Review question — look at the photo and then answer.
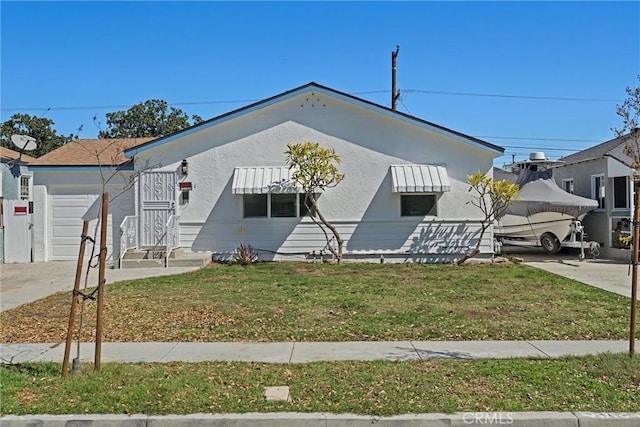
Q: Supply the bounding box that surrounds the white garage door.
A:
[49,187,113,261]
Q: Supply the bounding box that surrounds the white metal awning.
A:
[232,166,301,194]
[390,164,451,192]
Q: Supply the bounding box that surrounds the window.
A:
[243,193,312,218]
[591,175,605,209]
[243,194,268,217]
[562,178,574,194]
[401,195,437,217]
[613,176,629,209]
[19,176,30,201]
[271,194,297,217]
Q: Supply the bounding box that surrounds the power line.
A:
[0,88,622,112]
[475,135,601,143]
[403,89,621,103]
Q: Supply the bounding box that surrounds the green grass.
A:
[0,263,636,342]
[1,354,639,415]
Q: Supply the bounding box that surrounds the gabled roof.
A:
[561,133,635,167]
[125,82,504,157]
[29,138,154,167]
[0,146,36,163]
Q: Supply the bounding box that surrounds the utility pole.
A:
[391,46,400,110]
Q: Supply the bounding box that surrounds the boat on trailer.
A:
[494,152,599,256]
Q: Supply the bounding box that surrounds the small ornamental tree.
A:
[457,171,519,265]
[285,141,345,263]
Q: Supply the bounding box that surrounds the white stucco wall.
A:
[132,90,498,262]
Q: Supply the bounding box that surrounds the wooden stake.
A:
[62,220,89,377]
[95,192,109,370]
[631,184,639,357]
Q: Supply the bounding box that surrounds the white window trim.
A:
[243,193,308,218]
[591,174,605,210]
[400,193,438,217]
[19,173,33,201]
[561,178,574,194]
[612,176,630,210]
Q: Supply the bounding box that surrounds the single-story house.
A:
[1,147,36,263]
[29,82,505,264]
[552,132,637,259]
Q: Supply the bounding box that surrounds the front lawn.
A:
[1,354,639,415]
[0,263,635,342]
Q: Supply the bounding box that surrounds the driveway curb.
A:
[2,412,640,426]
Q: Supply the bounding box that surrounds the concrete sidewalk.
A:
[2,340,635,365]
[3,412,640,427]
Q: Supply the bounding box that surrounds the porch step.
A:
[119,249,210,269]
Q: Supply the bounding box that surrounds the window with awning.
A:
[390,164,450,193]
[232,166,301,194]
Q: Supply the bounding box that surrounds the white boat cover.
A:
[503,169,599,218]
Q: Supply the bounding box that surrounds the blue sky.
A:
[1,1,639,167]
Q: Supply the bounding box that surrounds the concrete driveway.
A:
[0,261,202,312]
[503,247,636,299]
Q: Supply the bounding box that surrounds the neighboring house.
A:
[552,132,636,259]
[28,138,154,262]
[0,147,36,263]
[28,82,505,264]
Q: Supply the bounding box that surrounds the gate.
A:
[3,199,32,263]
[139,171,177,248]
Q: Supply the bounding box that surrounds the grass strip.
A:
[2,353,639,416]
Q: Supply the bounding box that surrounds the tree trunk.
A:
[308,194,344,263]
[456,224,489,265]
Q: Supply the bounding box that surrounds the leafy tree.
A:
[0,113,73,157]
[457,171,519,265]
[98,99,203,138]
[614,75,640,168]
[285,141,346,263]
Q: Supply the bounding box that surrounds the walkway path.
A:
[2,340,634,365]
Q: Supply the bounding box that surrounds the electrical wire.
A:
[0,88,622,112]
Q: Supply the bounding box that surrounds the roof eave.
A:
[125,82,504,157]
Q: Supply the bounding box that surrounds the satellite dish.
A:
[11,134,38,152]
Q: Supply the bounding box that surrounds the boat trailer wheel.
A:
[540,232,561,254]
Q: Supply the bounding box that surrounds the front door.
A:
[139,171,177,248]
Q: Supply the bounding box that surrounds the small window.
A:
[401,195,437,217]
[562,179,574,194]
[613,176,629,209]
[20,176,30,201]
[271,193,297,217]
[243,194,267,217]
[591,175,605,209]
